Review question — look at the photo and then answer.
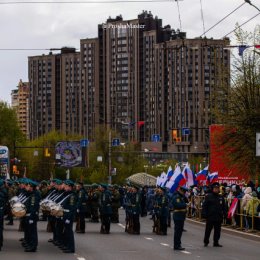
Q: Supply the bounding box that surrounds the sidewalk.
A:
[187,217,260,241]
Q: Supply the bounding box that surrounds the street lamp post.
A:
[108,130,112,184]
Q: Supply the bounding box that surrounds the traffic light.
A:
[12,165,17,174]
[172,129,178,142]
[172,129,181,143]
[44,148,51,157]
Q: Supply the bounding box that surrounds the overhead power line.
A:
[199,0,206,36]
[222,12,260,38]
[176,0,182,31]
[200,2,246,37]
[0,0,175,4]
[0,48,79,51]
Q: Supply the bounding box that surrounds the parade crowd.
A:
[0,177,260,253]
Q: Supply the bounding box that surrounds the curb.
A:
[187,218,260,241]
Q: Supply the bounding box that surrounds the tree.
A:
[17,131,82,180]
[212,25,260,179]
[86,126,148,184]
[0,101,25,154]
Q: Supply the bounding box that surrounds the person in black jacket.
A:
[0,179,8,251]
[202,182,227,247]
[75,181,88,233]
[172,186,188,250]
[23,180,41,252]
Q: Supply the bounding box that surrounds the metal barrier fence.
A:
[187,195,260,233]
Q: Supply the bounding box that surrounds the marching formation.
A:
[1,177,260,253]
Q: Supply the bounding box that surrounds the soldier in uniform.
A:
[130,186,141,234]
[53,180,66,247]
[17,178,28,233]
[75,181,88,233]
[99,184,112,234]
[89,184,100,222]
[172,186,188,250]
[153,187,169,235]
[23,179,41,252]
[39,180,49,221]
[5,180,15,225]
[47,179,64,244]
[60,180,77,253]
[140,186,148,217]
[124,186,133,233]
[110,185,121,223]
[0,179,8,251]
[202,182,226,247]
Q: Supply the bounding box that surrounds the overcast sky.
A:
[0,0,259,104]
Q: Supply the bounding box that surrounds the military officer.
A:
[60,180,77,253]
[124,186,133,233]
[5,180,15,225]
[172,186,188,251]
[99,184,112,234]
[75,181,88,233]
[130,186,141,234]
[110,185,121,223]
[23,179,41,252]
[53,180,65,247]
[89,184,100,222]
[47,179,64,244]
[202,182,226,247]
[153,187,169,235]
[0,179,8,251]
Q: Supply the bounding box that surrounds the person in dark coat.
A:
[202,182,227,247]
[23,180,41,252]
[99,184,112,234]
[75,181,88,233]
[172,186,188,251]
[0,179,8,251]
[153,187,169,235]
[61,180,77,253]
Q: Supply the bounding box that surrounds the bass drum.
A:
[11,202,26,218]
[50,204,64,217]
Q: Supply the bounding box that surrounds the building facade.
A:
[28,47,80,139]
[11,80,30,138]
[27,11,230,161]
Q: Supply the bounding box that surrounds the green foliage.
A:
[213,25,260,179]
[16,131,82,180]
[85,126,150,184]
[0,101,25,155]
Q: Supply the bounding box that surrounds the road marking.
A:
[144,237,154,240]
[181,251,192,254]
[160,243,170,247]
[118,223,125,229]
[77,257,86,260]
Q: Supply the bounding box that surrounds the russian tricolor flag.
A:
[182,165,196,187]
[196,166,209,181]
[166,165,185,193]
[207,172,218,184]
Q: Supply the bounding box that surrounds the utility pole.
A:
[108,130,112,184]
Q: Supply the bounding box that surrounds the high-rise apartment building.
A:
[80,38,99,140]
[153,38,230,159]
[98,12,164,142]
[27,11,230,161]
[11,80,30,138]
[28,47,80,139]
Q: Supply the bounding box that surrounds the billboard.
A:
[0,146,9,176]
[209,125,249,182]
[55,141,84,168]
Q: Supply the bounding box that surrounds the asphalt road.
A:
[1,210,260,260]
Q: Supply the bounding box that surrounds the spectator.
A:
[246,191,260,230]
